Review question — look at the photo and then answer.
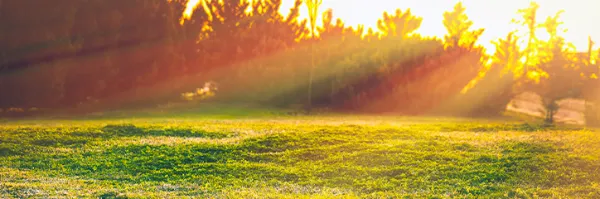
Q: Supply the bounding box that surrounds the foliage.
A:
[377,9,422,39]
[442,2,485,50]
[513,1,541,75]
[519,9,587,124]
[0,0,598,121]
[456,33,521,116]
[458,2,598,122]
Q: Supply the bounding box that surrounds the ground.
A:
[1,113,600,198]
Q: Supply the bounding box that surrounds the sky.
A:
[186,0,600,53]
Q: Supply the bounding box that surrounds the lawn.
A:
[1,114,600,198]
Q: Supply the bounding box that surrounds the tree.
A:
[0,0,191,109]
[457,32,522,116]
[529,10,581,124]
[377,9,422,39]
[305,0,322,114]
[317,9,346,103]
[364,28,379,42]
[577,37,600,126]
[0,0,80,107]
[442,2,484,50]
[535,39,580,123]
[318,9,345,41]
[205,0,251,66]
[181,0,211,73]
[512,1,540,77]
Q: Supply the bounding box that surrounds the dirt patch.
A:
[506,92,585,125]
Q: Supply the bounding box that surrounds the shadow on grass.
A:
[97,191,129,199]
[0,124,238,159]
[0,143,25,156]
[13,143,300,185]
[437,122,583,132]
[101,124,235,138]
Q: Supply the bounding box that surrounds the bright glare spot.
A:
[527,71,541,83]
[181,82,218,101]
[183,0,201,19]
[484,57,494,69]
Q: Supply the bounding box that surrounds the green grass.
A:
[1,115,599,198]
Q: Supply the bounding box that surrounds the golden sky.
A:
[186,0,600,53]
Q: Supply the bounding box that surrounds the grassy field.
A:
[1,113,600,198]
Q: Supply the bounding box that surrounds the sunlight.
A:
[301,0,599,53]
[183,0,200,18]
[185,0,600,53]
[4,1,600,196]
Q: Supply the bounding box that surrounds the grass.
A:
[1,114,600,198]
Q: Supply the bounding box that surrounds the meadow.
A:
[1,110,600,198]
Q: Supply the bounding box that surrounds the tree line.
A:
[0,1,598,123]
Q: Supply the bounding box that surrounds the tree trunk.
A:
[545,100,558,124]
[330,77,335,105]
